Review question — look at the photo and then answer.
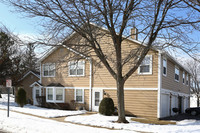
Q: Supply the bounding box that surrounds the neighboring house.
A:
[16,70,40,104]
[31,25,190,118]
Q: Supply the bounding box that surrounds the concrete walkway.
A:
[0,109,121,131]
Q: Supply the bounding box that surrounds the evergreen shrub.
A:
[16,88,26,107]
[99,97,114,116]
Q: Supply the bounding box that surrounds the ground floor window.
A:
[75,89,84,103]
[46,87,64,103]
[47,88,53,101]
[56,88,63,101]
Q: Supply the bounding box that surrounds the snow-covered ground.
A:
[1,94,200,133]
[0,110,134,133]
[65,114,200,133]
[0,94,85,118]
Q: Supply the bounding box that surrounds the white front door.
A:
[33,86,41,105]
[92,89,103,112]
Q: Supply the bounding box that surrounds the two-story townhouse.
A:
[30,25,190,118]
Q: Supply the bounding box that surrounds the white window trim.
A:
[68,60,85,77]
[174,66,179,82]
[46,87,54,102]
[46,87,65,103]
[162,58,167,77]
[183,71,185,85]
[74,88,84,103]
[138,55,152,75]
[42,63,56,77]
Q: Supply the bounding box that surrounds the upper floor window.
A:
[183,71,185,84]
[163,58,167,76]
[43,63,55,77]
[186,74,189,85]
[175,67,179,82]
[69,61,85,76]
[75,89,84,103]
[138,55,152,74]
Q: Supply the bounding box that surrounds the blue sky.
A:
[0,2,48,57]
[0,2,199,59]
[0,2,40,35]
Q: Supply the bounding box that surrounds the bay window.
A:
[46,87,64,103]
[56,88,64,101]
[47,88,53,101]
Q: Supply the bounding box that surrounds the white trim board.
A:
[19,71,40,82]
[63,87,158,90]
[30,81,43,87]
[161,88,190,97]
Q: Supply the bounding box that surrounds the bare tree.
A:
[186,59,200,107]
[5,0,200,122]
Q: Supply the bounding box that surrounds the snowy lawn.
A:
[65,114,200,133]
[0,110,134,133]
[0,94,86,118]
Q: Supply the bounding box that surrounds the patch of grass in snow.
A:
[131,117,176,125]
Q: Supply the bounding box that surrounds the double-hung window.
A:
[75,89,84,103]
[46,87,64,103]
[183,71,185,84]
[43,63,55,77]
[69,61,85,76]
[175,67,179,82]
[47,88,53,101]
[186,74,189,85]
[163,58,167,76]
[56,88,64,101]
[138,55,152,74]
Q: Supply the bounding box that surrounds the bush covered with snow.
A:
[99,97,114,116]
[16,88,26,107]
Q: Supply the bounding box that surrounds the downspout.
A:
[157,50,162,118]
[89,58,93,111]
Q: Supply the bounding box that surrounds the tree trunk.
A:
[197,96,200,107]
[116,78,128,123]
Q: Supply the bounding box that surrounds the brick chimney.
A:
[131,27,138,40]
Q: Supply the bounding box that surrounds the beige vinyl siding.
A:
[65,89,74,103]
[104,90,158,118]
[92,38,159,88]
[16,73,39,102]
[42,47,90,87]
[64,89,89,110]
[162,57,190,94]
[84,89,89,110]
[42,31,159,89]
